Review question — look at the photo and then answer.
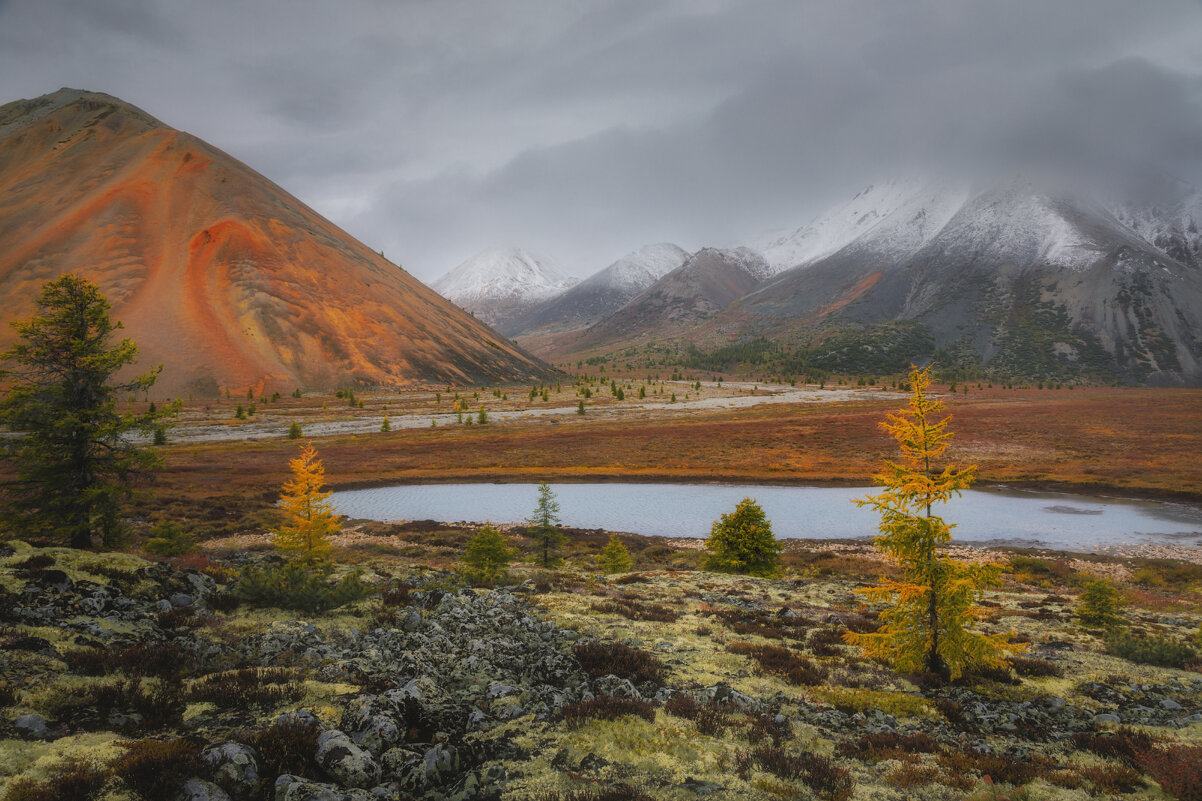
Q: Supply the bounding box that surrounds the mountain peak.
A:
[432,245,578,326]
[0,89,551,394]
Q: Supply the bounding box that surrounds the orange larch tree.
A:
[844,366,1022,680]
[273,442,340,568]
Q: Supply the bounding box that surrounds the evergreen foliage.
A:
[599,533,633,574]
[526,482,565,567]
[287,422,303,439]
[380,415,391,432]
[462,524,514,585]
[1076,580,1126,629]
[704,497,781,577]
[235,562,368,613]
[273,442,340,567]
[845,366,1019,680]
[0,275,164,547]
[142,521,196,557]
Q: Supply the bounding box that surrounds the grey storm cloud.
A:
[1,0,1201,281]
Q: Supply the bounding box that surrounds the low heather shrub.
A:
[572,641,667,685]
[186,667,305,709]
[1138,744,1202,801]
[111,738,203,800]
[590,598,679,623]
[561,695,657,727]
[726,642,827,686]
[752,745,854,801]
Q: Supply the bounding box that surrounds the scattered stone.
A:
[178,778,233,801]
[201,743,259,799]
[14,713,48,739]
[315,730,381,789]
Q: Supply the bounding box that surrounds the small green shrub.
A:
[143,521,196,556]
[598,533,633,574]
[461,524,514,585]
[704,497,781,577]
[235,563,370,613]
[1076,580,1125,629]
[288,421,302,439]
[1104,630,1197,668]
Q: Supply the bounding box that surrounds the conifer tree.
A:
[704,497,780,577]
[599,533,633,574]
[462,524,514,585]
[273,442,340,568]
[0,275,163,547]
[380,415,391,432]
[845,366,1019,680]
[526,482,565,567]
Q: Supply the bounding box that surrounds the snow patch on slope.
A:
[753,178,930,271]
[433,245,577,304]
[591,243,689,292]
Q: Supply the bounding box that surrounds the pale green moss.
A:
[0,732,124,794]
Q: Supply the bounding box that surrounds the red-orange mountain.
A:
[0,89,550,397]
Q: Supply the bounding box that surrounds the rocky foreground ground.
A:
[1,529,1201,801]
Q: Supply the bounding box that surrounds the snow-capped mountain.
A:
[432,246,578,327]
[751,177,969,273]
[499,243,688,336]
[734,175,1202,384]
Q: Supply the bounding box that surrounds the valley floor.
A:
[132,385,1202,540]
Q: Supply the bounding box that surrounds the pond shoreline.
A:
[329,472,1202,509]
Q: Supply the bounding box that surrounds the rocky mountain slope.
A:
[431,246,578,328]
[733,177,1202,384]
[0,89,551,397]
[498,243,688,337]
[570,247,769,350]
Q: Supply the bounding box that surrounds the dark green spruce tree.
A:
[526,482,565,567]
[0,275,163,547]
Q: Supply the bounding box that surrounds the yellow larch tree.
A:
[273,441,340,568]
[844,366,1022,680]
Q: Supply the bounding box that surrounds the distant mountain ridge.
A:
[498,243,689,336]
[432,245,578,327]
[517,176,1202,385]
[0,89,552,396]
[571,246,770,350]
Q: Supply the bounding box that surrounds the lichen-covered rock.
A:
[201,743,259,799]
[13,713,48,739]
[178,778,233,801]
[315,730,381,788]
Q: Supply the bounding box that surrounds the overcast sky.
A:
[2,0,1201,282]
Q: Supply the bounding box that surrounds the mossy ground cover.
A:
[1,525,1201,800]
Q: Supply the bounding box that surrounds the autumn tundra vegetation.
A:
[1,277,1202,800]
